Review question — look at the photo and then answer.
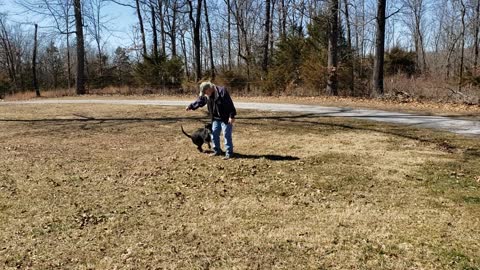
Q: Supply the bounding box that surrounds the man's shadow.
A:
[234,153,300,161]
[203,150,299,161]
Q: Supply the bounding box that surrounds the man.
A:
[186,81,237,159]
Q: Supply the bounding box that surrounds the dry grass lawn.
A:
[0,104,479,269]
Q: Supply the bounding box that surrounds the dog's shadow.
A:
[204,151,300,161]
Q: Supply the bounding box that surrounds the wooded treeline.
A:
[0,0,479,101]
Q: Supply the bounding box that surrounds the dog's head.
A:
[204,123,212,131]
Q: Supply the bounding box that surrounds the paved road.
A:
[1,99,479,136]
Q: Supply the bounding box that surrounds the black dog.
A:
[181,123,212,152]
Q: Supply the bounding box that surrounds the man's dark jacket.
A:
[187,86,237,124]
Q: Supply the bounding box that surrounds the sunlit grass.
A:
[0,104,479,269]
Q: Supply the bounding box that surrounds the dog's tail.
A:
[181,125,191,138]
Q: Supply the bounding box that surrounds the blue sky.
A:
[1,0,138,49]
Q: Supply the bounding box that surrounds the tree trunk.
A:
[151,3,158,58]
[474,0,480,74]
[188,0,202,81]
[33,23,40,97]
[414,28,421,72]
[326,0,339,96]
[0,18,17,92]
[414,0,427,73]
[419,30,428,73]
[171,0,178,57]
[74,0,86,95]
[158,0,167,56]
[136,0,147,56]
[280,0,286,38]
[227,0,232,70]
[459,0,466,92]
[65,14,72,89]
[372,0,386,97]
[96,40,103,76]
[343,0,354,95]
[262,0,271,73]
[269,0,275,59]
[204,0,215,80]
[181,31,190,78]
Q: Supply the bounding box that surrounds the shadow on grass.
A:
[233,153,300,161]
[240,113,478,154]
[1,112,478,154]
[201,150,300,161]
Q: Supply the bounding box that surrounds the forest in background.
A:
[0,0,479,104]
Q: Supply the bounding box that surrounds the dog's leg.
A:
[197,145,203,152]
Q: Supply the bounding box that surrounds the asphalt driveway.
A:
[1,99,479,136]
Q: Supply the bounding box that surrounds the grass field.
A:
[0,104,479,269]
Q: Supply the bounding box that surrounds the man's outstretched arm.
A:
[186,96,208,111]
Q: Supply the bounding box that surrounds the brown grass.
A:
[4,88,76,100]
[384,74,480,105]
[0,104,479,269]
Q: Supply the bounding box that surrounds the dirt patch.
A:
[0,104,479,269]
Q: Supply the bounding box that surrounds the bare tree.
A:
[157,0,166,56]
[188,0,203,81]
[353,0,367,77]
[73,0,86,94]
[164,0,181,57]
[33,23,40,97]
[227,0,232,70]
[230,0,254,88]
[474,0,480,73]
[343,0,355,95]
[150,1,159,58]
[459,0,466,91]
[327,0,339,96]
[85,0,110,74]
[401,0,428,73]
[262,0,271,72]
[372,0,386,97]
[136,0,148,56]
[204,0,215,79]
[16,0,74,88]
[0,15,18,93]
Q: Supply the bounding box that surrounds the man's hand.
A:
[228,117,235,125]
[185,106,191,111]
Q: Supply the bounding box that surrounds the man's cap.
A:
[199,81,215,96]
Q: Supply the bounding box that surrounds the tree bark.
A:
[326,0,339,96]
[343,0,354,95]
[171,0,178,57]
[474,0,480,74]
[181,31,190,78]
[188,0,202,81]
[158,0,166,56]
[204,0,215,79]
[65,11,72,89]
[280,0,286,38]
[0,18,17,92]
[136,0,147,56]
[227,0,232,70]
[459,0,466,92]
[269,0,275,59]
[33,23,40,97]
[410,0,427,73]
[262,0,271,72]
[74,0,86,95]
[151,3,158,58]
[372,0,386,97]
